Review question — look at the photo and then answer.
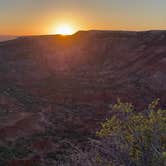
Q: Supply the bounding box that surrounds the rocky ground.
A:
[0,30,166,165]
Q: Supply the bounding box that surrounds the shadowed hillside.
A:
[0,30,166,165]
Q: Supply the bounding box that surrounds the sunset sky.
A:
[0,0,166,35]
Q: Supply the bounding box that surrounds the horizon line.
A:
[1,29,166,37]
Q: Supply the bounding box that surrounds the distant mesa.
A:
[0,35,18,42]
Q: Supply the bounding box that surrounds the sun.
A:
[55,24,75,35]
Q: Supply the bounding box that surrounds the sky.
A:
[0,0,166,35]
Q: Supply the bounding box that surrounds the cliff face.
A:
[1,31,166,106]
[0,30,166,164]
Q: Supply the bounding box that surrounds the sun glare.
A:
[55,24,75,35]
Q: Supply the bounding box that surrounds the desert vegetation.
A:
[0,99,165,166]
[72,99,166,166]
[36,99,166,166]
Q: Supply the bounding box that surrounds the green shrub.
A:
[97,99,166,166]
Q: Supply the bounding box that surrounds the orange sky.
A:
[0,0,166,35]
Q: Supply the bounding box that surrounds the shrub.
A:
[96,99,166,166]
